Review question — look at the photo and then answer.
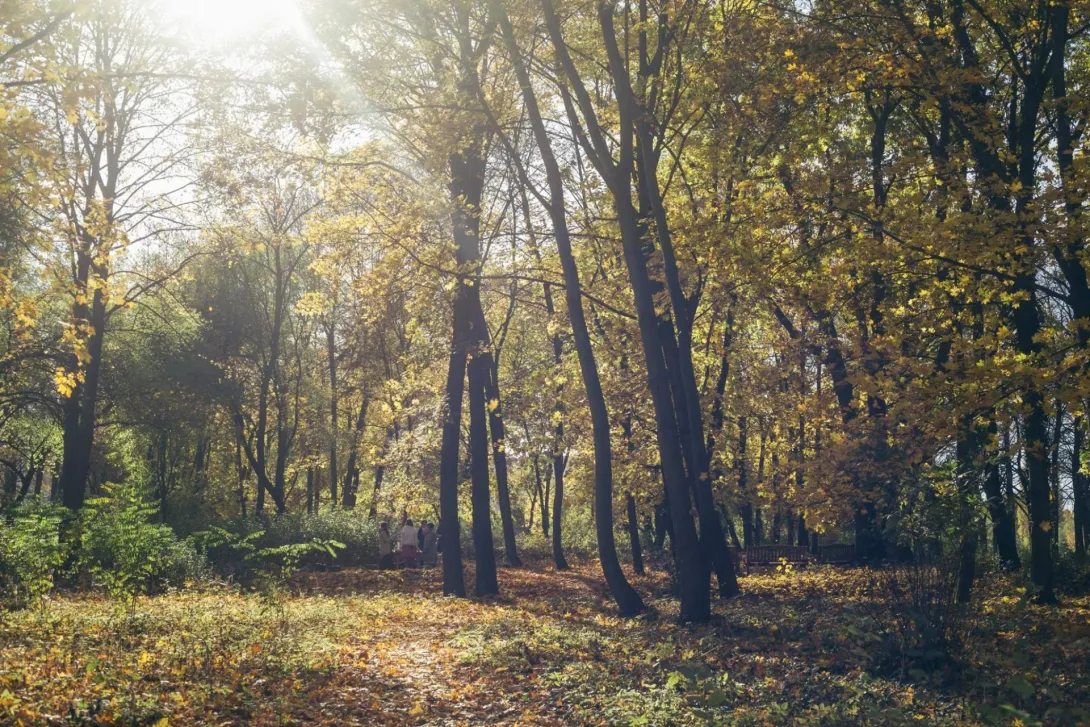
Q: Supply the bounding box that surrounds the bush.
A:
[1054,550,1090,595]
[76,481,208,605]
[0,504,67,609]
[194,510,375,578]
[877,548,966,679]
[161,537,215,586]
[263,510,377,567]
[189,524,343,599]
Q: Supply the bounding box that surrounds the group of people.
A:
[378,518,437,569]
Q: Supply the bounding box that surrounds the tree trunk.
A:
[955,425,980,603]
[542,0,705,621]
[551,449,569,570]
[467,353,499,596]
[1074,418,1087,558]
[738,416,753,548]
[635,112,737,600]
[342,395,369,509]
[306,467,314,515]
[627,492,645,575]
[985,419,1021,568]
[1050,405,1064,553]
[439,88,493,595]
[438,316,468,597]
[528,471,538,534]
[59,272,106,510]
[327,321,339,507]
[485,358,520,566]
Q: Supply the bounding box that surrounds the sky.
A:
[154,0,308,49]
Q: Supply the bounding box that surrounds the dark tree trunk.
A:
[1050,405,1064,553]
[60,272,106,510]
[738,416,753,548]
[946,0,1054,601]
[1074,419,1087,558]
[552,450,569,570]
[654,494,670,550]
[627,492,645,575]
[531,452,550,537]
[527,470,538,534]
[368,426,394,518]
[543,0,705,621]
[306,467,314,515]
[438,315,468,597]
[984,419,1021,569]
[658,320,738,597]
[326,321,339,507]
[955,425,981,603]
[439,70,494,594]
[341,395,370,509]
[485,359,520,567]
[467,353,499,596]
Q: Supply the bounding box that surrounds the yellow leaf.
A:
[408,702,425,717]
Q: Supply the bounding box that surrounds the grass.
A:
[1,558,1088,726]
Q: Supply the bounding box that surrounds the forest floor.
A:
[1,557,1088,727]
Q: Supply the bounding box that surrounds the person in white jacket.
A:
[400,519,419,567]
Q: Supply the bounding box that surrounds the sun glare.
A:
[156,0,307,48]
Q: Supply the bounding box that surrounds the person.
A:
[417,521,426,551]
[400,518,419,568]
[378,521,393,569]
[422,522,438,567]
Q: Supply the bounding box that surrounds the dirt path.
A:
[286,564,606,726]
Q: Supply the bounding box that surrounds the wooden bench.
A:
[739,545,810,574]
[816,544,856,565]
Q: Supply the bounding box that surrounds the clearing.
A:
[1,561,1088,726]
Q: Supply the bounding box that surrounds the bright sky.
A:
[155,0,307,48]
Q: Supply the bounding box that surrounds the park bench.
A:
[739,545,810,574]
[816,544,856,565]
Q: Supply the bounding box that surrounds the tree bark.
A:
[341,395,369,509]
[982,422,1020,569]
[326,321,339,507]
[627,492,645,575]
[467,352,499,596]
[438,314,468,597]
[485,357,520,566]
[1074,419,1087,558]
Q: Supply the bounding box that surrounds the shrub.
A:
[160,536,215,586]
[189,524,343,598]
[75,481,204,606]
[0,504,67,609]
[877,548,966,679]
[263,510,376,567]
[1054,550,1090,595]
